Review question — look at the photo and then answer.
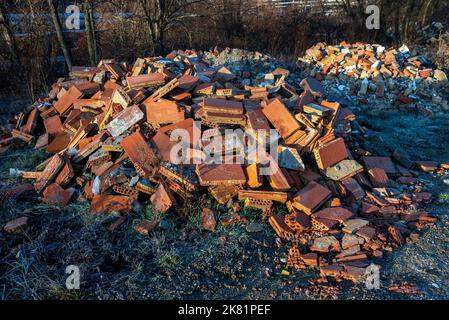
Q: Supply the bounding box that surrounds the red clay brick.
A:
[121,131,159,178]
[262,98,304,143]
[54,86,83,115]
[291,181,332,214]
[314,138,348,170]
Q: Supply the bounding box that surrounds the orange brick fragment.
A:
[90,195,133,215]
[145,99,185,125]
[314,138,348,170]
[43,183,74,207]
[134,220,158,236]
[262,98,304,144]
[291,181,332,215]
[150,182,176,213]
[4,216,29,233]
[121,131,159,178]
[54,86,83,115]
[367,167,389,187]
[201,208,217,231]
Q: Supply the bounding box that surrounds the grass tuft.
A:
[438,193,449,205]
[156,248,179,271]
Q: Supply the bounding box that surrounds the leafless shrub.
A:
[0,0,448,98]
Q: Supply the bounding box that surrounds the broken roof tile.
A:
[291,181,332,214]
[145,99,185,125]
[90,195,133,215]
[311,236,340,253]
[203,98,243,115]
[121,131,159,178]
[126,73,165,89]
[314,138,348,170]
[367,167,389,187]
[300,77,326,97]
[150,182,176,213]
[54,86,83,115]
[325,160,364,181]
[362,156,398,176]
[4,216,29,233]
[201,208,217,231]
[34,154,65,193]
[42,183,74,207]
[315,207,354,223]
[44,115,63,136]
[262,98,304,144]
[196,164,246,186]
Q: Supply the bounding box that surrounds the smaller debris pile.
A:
[0,47,443,283]
[417,22,449,45]
[388,282,421,296]
[298,42,449,116]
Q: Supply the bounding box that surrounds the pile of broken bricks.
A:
[297,42,449,116]
[0,47,445,283]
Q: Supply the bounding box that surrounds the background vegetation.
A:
[0,0,448,98]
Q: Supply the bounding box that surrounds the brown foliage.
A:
[0,0,448,98]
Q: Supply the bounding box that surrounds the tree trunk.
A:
[89,6,98,63]
[145,17,163,55]
[47,0,73,71]
[402,0,417,43]
[143,18,154,55]
[421,0,433,26]
[0,3,20,65]
[153,0,164,55]
[394,5,400,42]
[155,27,164,55]
[83,0,97,65]
[151,21,164,55]
[404,20,410,42]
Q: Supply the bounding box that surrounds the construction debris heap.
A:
[0,45,444,283]
[298,42,449,116]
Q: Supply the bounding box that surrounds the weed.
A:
[0,148,48,172]
[47,281,83,300]
[438,193,449,205]
[156,248,179,271]
[142,205,163,222]
[149,231,167,255]
[186,209,202,229]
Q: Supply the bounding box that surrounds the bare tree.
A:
[136,0,206,55]
[421,0,435,26]
[83,0,98,65]
[0,2,20,65]
[338,0,366,27]
[47,0,73,71]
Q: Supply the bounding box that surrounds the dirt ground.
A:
[1,94,449,300]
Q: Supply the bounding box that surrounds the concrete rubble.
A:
[0,45,445,284]
[297,42,449,116]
